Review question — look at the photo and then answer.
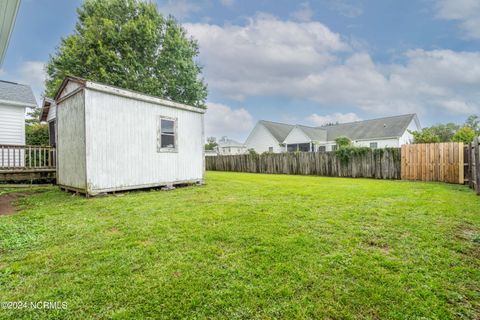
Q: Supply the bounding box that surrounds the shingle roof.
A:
[0,80,37,106]
[259,120,295,142]
[257,114,418,143]
[321,114,417,141]
[297,125,327,141]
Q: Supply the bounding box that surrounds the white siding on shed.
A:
[245,123,283,153]
[46,103,56,122]
[56,91,86,190]
[0,103,25,145]
[83,88,204,193]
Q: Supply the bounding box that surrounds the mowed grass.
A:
[0,172,479,319]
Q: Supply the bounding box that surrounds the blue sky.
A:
[1,0,480,141]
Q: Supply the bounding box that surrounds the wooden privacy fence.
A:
[0,144,56,170]
[465,137,480,195]
[206,149,401,179]
[401,142,464,184]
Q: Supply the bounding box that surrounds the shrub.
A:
[26,123,49,146]
[335,136,352,148]
[451,126,476,144]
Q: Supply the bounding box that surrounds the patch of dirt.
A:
[365,239,390,254]
[0,193,31,216]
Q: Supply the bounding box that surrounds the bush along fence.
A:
[465,137,480,195]
[206,148,401,179]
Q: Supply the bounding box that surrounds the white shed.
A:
[54,77,205,196]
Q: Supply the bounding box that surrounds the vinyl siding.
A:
[245,123,283,153]
[0,103,25,145]
[284,127,311,145]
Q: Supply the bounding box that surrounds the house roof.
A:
[296,125,327,141]
[40,97,55,122]
[0,0,20,67]
[321,114,418,141]
[255,114,419,144]
[218,137,244,147]
[0,80,37,107]
[259,120,295,142]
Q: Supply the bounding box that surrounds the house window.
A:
[48,120,56,147]
[286,143,311,152]
[318,146,326,152]
[331,145,337,151]
[157,117,177,152]
[370,142,378,149]
[268,147,273,152]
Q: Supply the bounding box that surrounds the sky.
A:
[1,0,480,142]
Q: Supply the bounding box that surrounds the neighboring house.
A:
[244,120,294,153]
[0,80,37,166]
[0,0,20,67]
[39,98,57,147]
[54,76,205,196]
[216,136,246,155]
[245,114,421,153]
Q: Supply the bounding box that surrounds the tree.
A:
[465,115,480,135]
[26,123,49,146]
[205,137,218,151]
[428,123,459,142]
[451,126,476,144]
[408,129,440,143]
[45,0,207,107]
[335,136,351,148]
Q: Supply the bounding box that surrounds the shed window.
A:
[48,120,56,147]
[268,147,273,152]
[370,142,378,149]
[158,117,177,152]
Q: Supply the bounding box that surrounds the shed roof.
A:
[259,120,294,142]
[321,114,418,141]
[0,80,37,107]
[40,97,55,122]
[54,76,205,114]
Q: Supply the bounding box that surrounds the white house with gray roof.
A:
[0,80,37,166]
[245,114,421,153]
[216,136,246,155]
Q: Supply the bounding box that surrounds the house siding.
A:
[0,103,25,145]
[245,124,283,153]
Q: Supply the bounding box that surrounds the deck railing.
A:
[0,144,56,170]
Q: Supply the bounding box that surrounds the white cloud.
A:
[186,16,480,117]
[205,102,254,140]
[157,0,201,20]
[219,0,234,7]
[2,61,46,105]
[291,2,314,22]
[434,0,480,39]
[306,112,361,126]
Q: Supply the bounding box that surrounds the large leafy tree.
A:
[44,0,207,107]
[451,126,476,144]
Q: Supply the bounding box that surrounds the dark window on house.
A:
[158,118,176,151]
[287,143,311,152]
[370,142,378,149]
[318,146,326,152]
[268,147,273,152]
[331,145,337,151]
[298,143,310,152]
[48,121,56,147]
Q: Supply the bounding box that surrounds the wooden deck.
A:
[0,145,56,182]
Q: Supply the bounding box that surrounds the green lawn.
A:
[0,172,479,319]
